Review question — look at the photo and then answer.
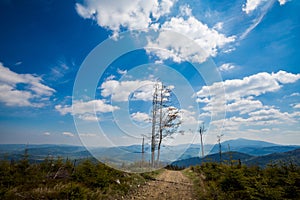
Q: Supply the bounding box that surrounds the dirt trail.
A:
[125,170,196,200]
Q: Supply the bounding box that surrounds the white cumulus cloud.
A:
[219,63,235,72]
[212,107,297,131]
[56,99,119,115]
[226,98,264,114]
[196,71,300,116]
[0,63,55,107]
[179,109,199,125]
[131,112,150,122]
[147,16,235,63]
[294,104,300,109]
[271,70,300,84]
[197,71,300,103]
[242,0,266,14]
[242,0,288,14]
[100,79,156,102]
[62,132,74,137]
[75,1,235,63]
[43,132,51,136]
[291,93,300,97]
[75,0,176,38]
[55,100,119,121]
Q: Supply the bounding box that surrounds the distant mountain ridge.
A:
[208,138,300,156]
[172,148,300,168]
[0,138,299,166]
[245,148,300,167]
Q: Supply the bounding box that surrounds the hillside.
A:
[172,148,300,168]
[0,144,91,161]
[0,157,150,199]
[172,151,253,168]
[245,148,300,167]
[190,161,300,199]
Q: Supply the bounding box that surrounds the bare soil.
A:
[125,170,196,200]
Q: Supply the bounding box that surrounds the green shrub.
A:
[191,161,300,200]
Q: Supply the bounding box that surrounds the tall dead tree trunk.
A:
[151,83,158,168]
[156,83,164,166]
[141,137,145,167]
[199,123,206,157]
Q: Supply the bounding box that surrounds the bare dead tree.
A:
[199,123,206,157]
[150,82,181,167]
[217,134,224,164]
[141,137,145,167]
[156,83,181,165]
[157,83,164,166]
[151,83,159,167]
[156,107,181,164]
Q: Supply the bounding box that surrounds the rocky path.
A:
[125,170,196,200]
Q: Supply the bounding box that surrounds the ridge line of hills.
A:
[171,148,300,168]
[0,138,299,168]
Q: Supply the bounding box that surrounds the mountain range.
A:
[0,138,299,168]
[171,148,300,168]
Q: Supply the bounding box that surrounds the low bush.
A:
[191,162,300,200]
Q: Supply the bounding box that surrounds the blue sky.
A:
[0,0,299,147]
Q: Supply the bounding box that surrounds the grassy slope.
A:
[0,157,163,199]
